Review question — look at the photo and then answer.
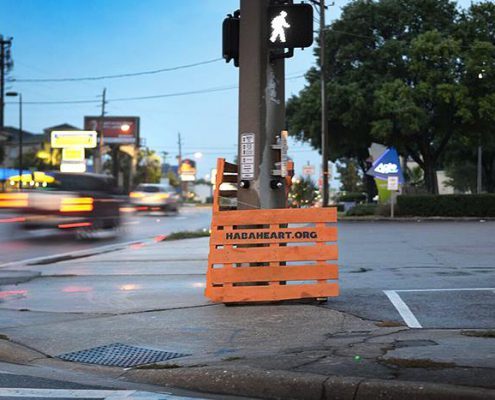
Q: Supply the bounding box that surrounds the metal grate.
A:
[57,343,189,368]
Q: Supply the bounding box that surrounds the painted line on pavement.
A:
[383,290,422,328]
[0,388,202,399]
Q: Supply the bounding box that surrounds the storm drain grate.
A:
[57,343,190,368]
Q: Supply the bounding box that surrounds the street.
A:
[0,217,492,399]
[0,206,212,265]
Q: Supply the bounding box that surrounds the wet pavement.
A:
[0,221,493,395]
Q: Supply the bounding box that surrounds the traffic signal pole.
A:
[237,0,286,210]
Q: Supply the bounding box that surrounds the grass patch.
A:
[375,320,405,328]
[135,363,182,370]
[164,230,210,241]
[461,330,495,338]
[222,356,245,362]
[383,358,456,369]
[0,334,9,341]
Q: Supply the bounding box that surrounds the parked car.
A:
[129,184,180,213]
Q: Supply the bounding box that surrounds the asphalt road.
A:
[329,220,495,329]
[0,207,212,265]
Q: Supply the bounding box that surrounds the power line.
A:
[8,74,305,105]
[13,58,223,83]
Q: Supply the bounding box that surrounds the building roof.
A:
[43,123,81,135]
[0,126,44,144]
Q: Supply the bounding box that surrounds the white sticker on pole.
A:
[280,130,288,178]
[240,133,255,180]
[387,176,399,191]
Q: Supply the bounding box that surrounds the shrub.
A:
[337,192,367,203]
[346,203,378,216]
[397,194,495,217]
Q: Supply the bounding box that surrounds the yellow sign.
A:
[62,147,85,162]
[51,131,97,148]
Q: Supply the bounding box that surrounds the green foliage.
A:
[286,0,495,194]
[134,148,162,185]
[345,204,378,216]
[397,194,495,217]
[336,158,364,192]
[164,229,210,241]
[338,192,367,202]
[288,176,320,207]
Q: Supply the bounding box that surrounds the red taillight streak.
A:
[58,222,92,229]
[0,217,26,224]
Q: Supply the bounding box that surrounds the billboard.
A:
[180,159,196,182]
[84,116,139,145]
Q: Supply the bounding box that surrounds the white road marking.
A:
[0,388,202,399]
[383,290,422,328]
[395,288,495,293]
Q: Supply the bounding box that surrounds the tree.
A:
[134,148,162,185]
[286,0,480,194]
[336,158,363,192]
[288,176,320,208]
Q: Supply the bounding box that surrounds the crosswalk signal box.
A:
[268,3,313,49]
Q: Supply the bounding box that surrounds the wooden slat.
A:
[209,244,338,264]
[219,190,237,198]
[210,226,337,245]
[208,283,339,302]
[221,174,238,183]
[223,162,238,173]
[212,207,337,226]
[210,264,338,284]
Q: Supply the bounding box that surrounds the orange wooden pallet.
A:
[205,158,339,304]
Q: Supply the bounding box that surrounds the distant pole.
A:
[18,93,22,189]
[95,88,106,174]
[319,0,329,207]
[477,145,482,194]
[178,132,183,197]
[0,36,13,133]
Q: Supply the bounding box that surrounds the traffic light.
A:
[222,11,240,67]
[268,3,313,49]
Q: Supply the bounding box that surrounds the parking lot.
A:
[327,221,495,330]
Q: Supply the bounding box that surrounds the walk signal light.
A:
[268,3,313,49]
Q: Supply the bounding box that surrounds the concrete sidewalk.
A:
[0,236,493,399]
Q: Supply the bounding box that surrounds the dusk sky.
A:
[1,0,473,182]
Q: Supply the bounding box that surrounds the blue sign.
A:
[367,147,405,184]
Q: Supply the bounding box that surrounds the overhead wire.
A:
[12,58,223,83]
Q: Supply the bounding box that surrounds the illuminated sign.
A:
[51,131,97,148]
[84,116,139,144]
[268,4,313,49]
[60,161,87,173]
[62,147,85,162]
[180,159,197,182]
[375,163,399,174]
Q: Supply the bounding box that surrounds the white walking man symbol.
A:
[270,11,291,43]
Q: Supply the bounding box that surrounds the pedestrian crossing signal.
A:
[268,4,313,49]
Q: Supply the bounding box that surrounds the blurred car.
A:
[1,172,123,237]
[129,184,180,212]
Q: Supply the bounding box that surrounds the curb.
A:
[339,217,495,222]
[123,365,495,400]
[0,338,47,365]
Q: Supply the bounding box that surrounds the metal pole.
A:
[95,88,106,174]
[477,145,482,194]
[237,0,285,210]
[18,93,22,190]
[0,36,5,132]
[320,0,329,207]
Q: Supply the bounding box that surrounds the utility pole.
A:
[477,144,482,194]
[237,0,286,210]
[319,0,329,207]
[0,36,13,133]
[177,132,184,197]
[94,88,106,174]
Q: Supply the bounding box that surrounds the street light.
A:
[6,91,22,190]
